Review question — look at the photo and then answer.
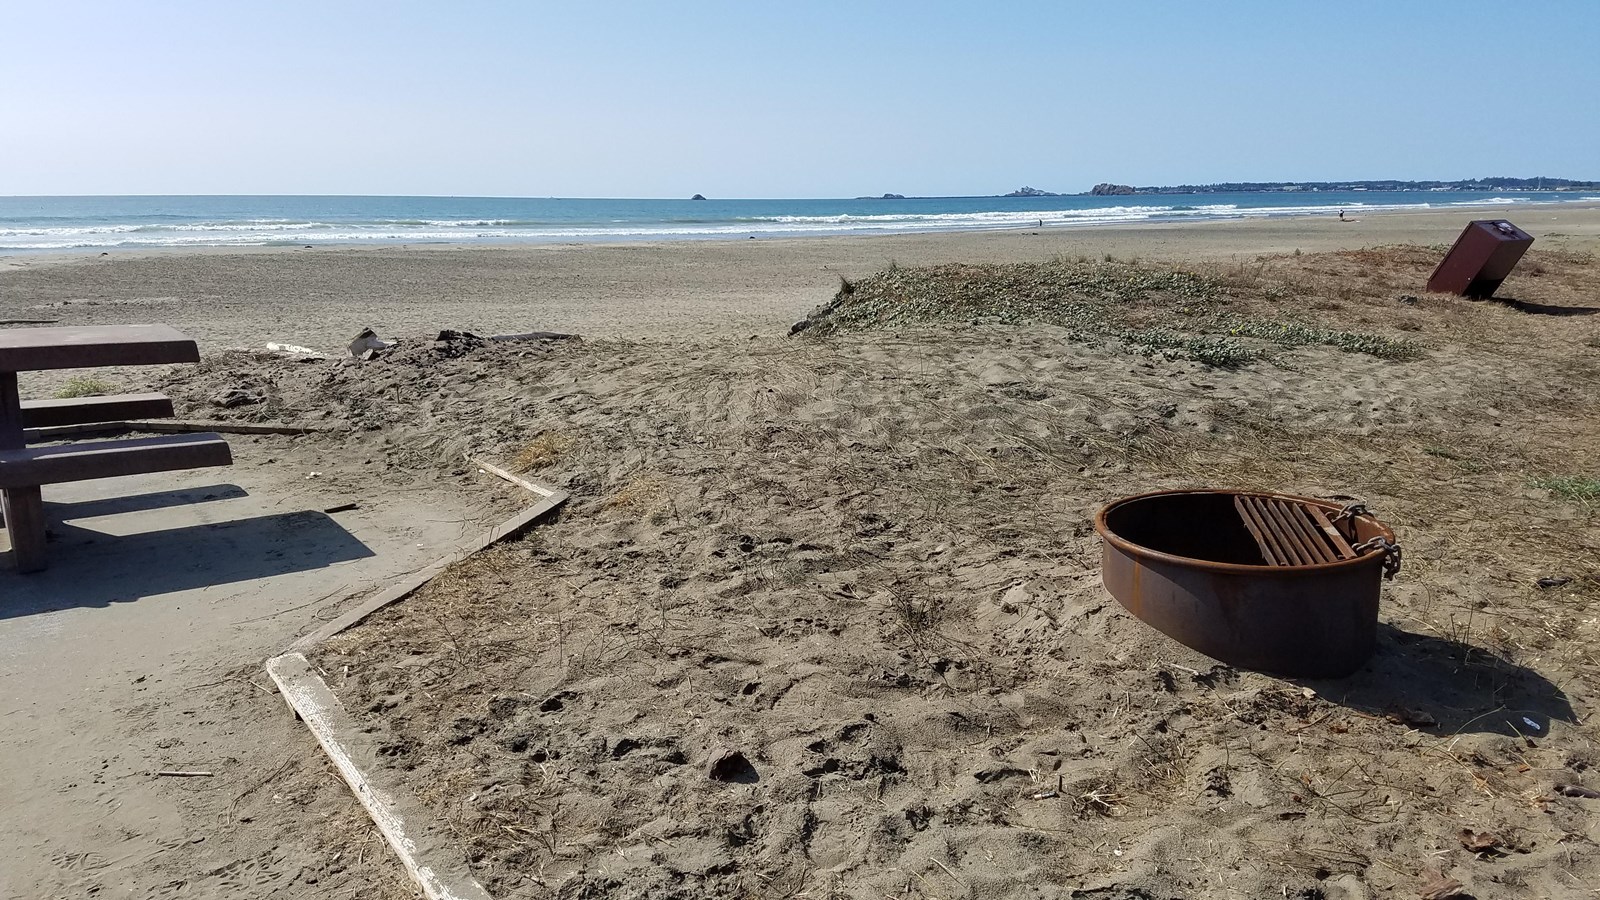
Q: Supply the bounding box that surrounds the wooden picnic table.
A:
[0,324,232,573]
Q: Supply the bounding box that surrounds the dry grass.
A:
[602,472,670,516]
[511,430,574,471]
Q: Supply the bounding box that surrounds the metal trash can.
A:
[1427,219,1533,298]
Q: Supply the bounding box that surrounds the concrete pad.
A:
[0,439,510,899]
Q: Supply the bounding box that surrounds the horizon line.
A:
[4,180,1598,203]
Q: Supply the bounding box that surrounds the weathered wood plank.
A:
[0,433,232,489]
[0,325,198,372]
[20,392,175,428]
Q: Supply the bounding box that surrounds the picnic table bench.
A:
[21,392,176,430]
[0,324,233,573]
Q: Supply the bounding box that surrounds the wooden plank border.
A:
[266,457,568,900]
[25,419,335,443]
[266,652,494,900]
[288,470,565,653]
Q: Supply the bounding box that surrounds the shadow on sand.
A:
[1,486,373,618]
[1300,623,1575,737]
[46,483,252,519]
[1489,295,1600,317]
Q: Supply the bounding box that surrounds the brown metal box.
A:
[1427,219,1533,298]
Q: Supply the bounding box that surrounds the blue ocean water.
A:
[0,191,1594,252]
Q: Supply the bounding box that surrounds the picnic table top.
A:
[0,325,199,372]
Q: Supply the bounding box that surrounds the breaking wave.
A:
[0,192,1589,251]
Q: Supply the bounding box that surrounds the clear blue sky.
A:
[3,1,1595,198]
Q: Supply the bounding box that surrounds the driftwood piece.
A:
[487,331,577,342]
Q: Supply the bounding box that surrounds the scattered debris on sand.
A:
[347,326,393,359]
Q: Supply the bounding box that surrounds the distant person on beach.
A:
[1338,210,1346,221]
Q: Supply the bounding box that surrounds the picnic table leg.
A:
[2,487,46,573]
[0,371,48,572]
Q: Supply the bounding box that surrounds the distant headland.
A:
[995,177,1600,197]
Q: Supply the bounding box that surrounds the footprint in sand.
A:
[204,848,290,892]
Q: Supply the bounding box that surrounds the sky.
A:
[2,1,1596,198]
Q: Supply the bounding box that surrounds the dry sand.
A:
[283,243,1599,900]
[3,205,1598,353]
[2,207,1599,900]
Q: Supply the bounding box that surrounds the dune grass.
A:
[797,258,1420,367]
[53,375,116,399]
[1534,475,1600,504]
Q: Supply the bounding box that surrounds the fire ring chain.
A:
[1351,536,1403,580]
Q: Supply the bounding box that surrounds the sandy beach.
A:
[8,0,1596,894]
[4,205,1598,353]
[3,206,1599,900]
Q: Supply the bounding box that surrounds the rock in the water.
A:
[1089,183,1136,195]
[690,193,707,201]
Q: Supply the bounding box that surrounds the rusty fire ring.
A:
[1094,489,1399,678]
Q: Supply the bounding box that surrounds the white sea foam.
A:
[166,221,340,231]
[765,205,1178,226]
[0,230,529,249]
[0,224,146,237]
[408,219,519,227]
[0,194,1589,251]
[1449,196,1529,205]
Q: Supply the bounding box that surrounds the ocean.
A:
[1,191,1595,252]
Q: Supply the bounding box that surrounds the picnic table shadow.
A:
[46,483,251,519]
[1297,623,1575,737]
[1,485,373,618]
